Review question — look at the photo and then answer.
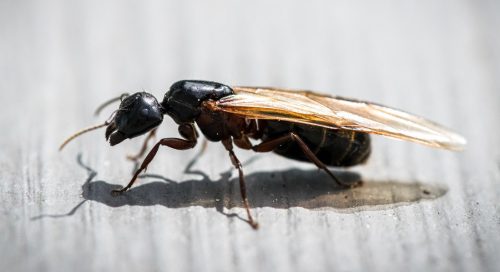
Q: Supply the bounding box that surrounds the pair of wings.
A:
[214,87,466,151]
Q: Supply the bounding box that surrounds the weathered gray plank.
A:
[0,1,498,272]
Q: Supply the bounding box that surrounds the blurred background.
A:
[0,1,499,272]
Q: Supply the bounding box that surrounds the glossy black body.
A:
[261,121,371,166]
[161,80,233,124]
[107,80,372,167]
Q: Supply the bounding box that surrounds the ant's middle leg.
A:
[221,139,259,229]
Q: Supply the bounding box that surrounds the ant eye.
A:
[141,108,149,116]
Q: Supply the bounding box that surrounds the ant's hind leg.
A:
[251,133,354,187]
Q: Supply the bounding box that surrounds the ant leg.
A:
[111,138,196,195]
[233,135,253,150]
[222,139,259,229]
[252,133,353,187]
[127,128,158,161]
[112,124,197,195]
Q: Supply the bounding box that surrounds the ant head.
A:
[106,92,164,145]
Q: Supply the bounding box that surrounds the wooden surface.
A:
[1,1,499,271]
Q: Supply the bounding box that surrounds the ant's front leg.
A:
[111,124,198,195]
[126,128,158,161]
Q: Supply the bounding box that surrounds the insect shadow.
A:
[32,151,447,221]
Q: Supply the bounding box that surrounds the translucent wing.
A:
[215,87,466,151]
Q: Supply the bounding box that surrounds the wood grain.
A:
[0,1,498,271]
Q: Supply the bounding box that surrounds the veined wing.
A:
[215,87,466,151]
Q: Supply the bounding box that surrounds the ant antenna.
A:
[94,93,129,116]
[59,122,109,151]
[59,111,118,151]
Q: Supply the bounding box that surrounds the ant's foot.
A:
[249,221,259,230]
